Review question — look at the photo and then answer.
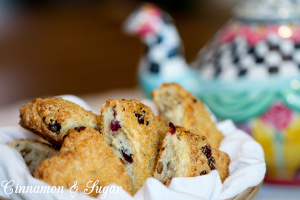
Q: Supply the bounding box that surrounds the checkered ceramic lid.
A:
[194,0,300,82]
[197,34,300,81]
[234,0,300,21]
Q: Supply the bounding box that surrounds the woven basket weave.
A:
[226,181,263,200]
[0,181,263,200]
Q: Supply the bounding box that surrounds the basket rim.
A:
[226,181,263,200]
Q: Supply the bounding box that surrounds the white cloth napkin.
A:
[0,95,266,200]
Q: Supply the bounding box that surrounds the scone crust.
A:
[154,125,229,184]
[34,128,134,197]
[153,126,216,183]
[19,97,99,146]
[155,116,169,148]
[174,126,216,177]
[213,148,230,182]
[152,83,224,149]
[100,99,161,192]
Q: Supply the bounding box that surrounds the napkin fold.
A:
[0,95,266,200]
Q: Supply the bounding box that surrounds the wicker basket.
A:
[227,181,263,200]
[0,181,263,200]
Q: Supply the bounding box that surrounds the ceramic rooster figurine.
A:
[124,3,199,98]
[125,1,300,184]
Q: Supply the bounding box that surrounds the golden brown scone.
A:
[7,139,59,175]
[34,128,134,197]
[155,116,169,148]
[100,99,161,192]
[153,124,229,185]
[213,148,230,183]
[19,97,99,146]
[152,83,224,149]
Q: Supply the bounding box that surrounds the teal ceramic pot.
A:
[194,0,300,184]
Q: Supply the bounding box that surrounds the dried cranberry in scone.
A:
[100,99,165,192]
[153,125,229,186]
[34,128,134,197]
[152,83,224,149]
[168,122,176,134]
[19,97,100,146]
[110,120,121,131]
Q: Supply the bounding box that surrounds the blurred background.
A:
[0,0,238,106]
[1,1,300,199]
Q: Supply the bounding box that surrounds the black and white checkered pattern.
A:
[196,34,300,81]
[141,22,187,76]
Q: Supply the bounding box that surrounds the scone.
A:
[7,139,59,175]
[152,83,224,149]
[34,127,134,197]
[100,99,162,192]
[212,148,230,182]
[155,116,169,148]
[19,97,99,146]
[153,124,229,186]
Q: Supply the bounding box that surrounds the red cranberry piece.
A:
[208,158,216,170]
[201,145,212,157]
[121,149,133,163]
[48,120,61,134]
[74,126,86,132]
[113,106,117,117]
[135,113,145,124]
[169,122,176,135]
[110,120,121,131]
[201,145,216,170]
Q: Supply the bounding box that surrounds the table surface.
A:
[256,184,300,200]
[0,88,299,200]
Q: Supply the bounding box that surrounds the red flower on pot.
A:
[261,102,293,131]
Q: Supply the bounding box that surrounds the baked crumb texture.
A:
[152,83,224,149]
[153,125,229,185]
[7,139,59,175]
[34,128,134,197]
[100,99,165,193]
[19,97,100,146]
[16,87,230,195]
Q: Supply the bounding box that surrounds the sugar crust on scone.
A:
[19,97,100,146]
[152,83,224,149]
[34,127,134,197]
[153,124,230,185]
[100,99,164,192]
[213,148,230,182]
